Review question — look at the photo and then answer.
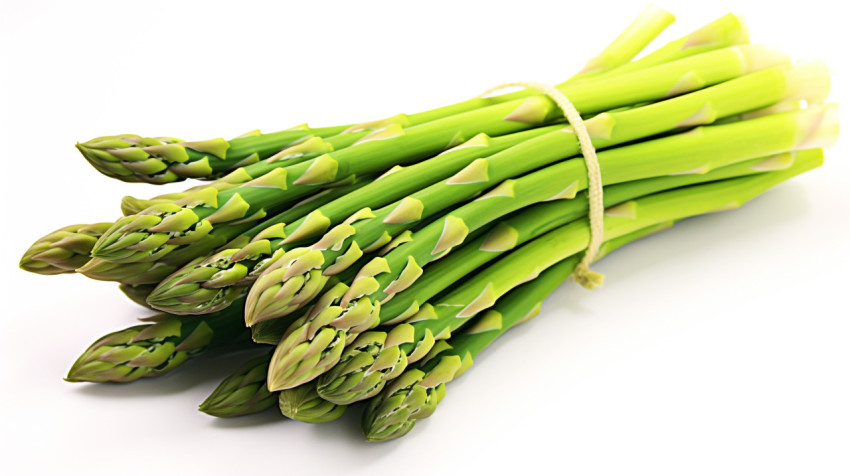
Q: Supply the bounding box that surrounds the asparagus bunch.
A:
[17,7,838,443]
[149,54,809,322]
[19,9,749,284]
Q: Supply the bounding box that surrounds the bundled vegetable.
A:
[20,6,837,443]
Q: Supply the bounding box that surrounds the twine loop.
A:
[481,82,605,289]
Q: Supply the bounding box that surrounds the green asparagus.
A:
[278,381,347,423]
[199,353,277,418]
[66,301,248,383]
[21,8,836,445]
[19,223,112,275]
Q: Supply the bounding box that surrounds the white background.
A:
[0,1,847,474]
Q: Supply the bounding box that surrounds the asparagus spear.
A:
[264,107,834,392]
[278,380,347,424]
[77,125,347,184]
[589,13,747,78]
[199,353,277,418]
[575,5,674,76]
[75,6,677,185]
[117,167,289,216]
[90,46,775,266]
[361,221,673,441]
[66,301,248,383]
[244,58,813,325]
[147,126,562,315]
[315,149,820,404]
[19,223,113,275]
[75,97,519,186]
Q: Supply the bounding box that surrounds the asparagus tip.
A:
[278,383,347,424]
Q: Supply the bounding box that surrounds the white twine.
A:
[481,82,605,289]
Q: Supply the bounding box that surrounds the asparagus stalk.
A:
[244,58,813,326]
[590,13,748,78]
[75,93,521,186]
[199,353,277,418]
[264,105,835,391]
[147,126,563,315]
[575,5,674,76]
[19,223,113,275]
[361,221,672,441]
[121,195,180,217]
[116,149,348,214]
[278,381,347,423]
[117,168,284,216]
[315,149,821,404]
[90,46,777,266]
[76,180,367,286]
[75,7,676,185]
[66,301,248,383]
[76,126,346,184]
